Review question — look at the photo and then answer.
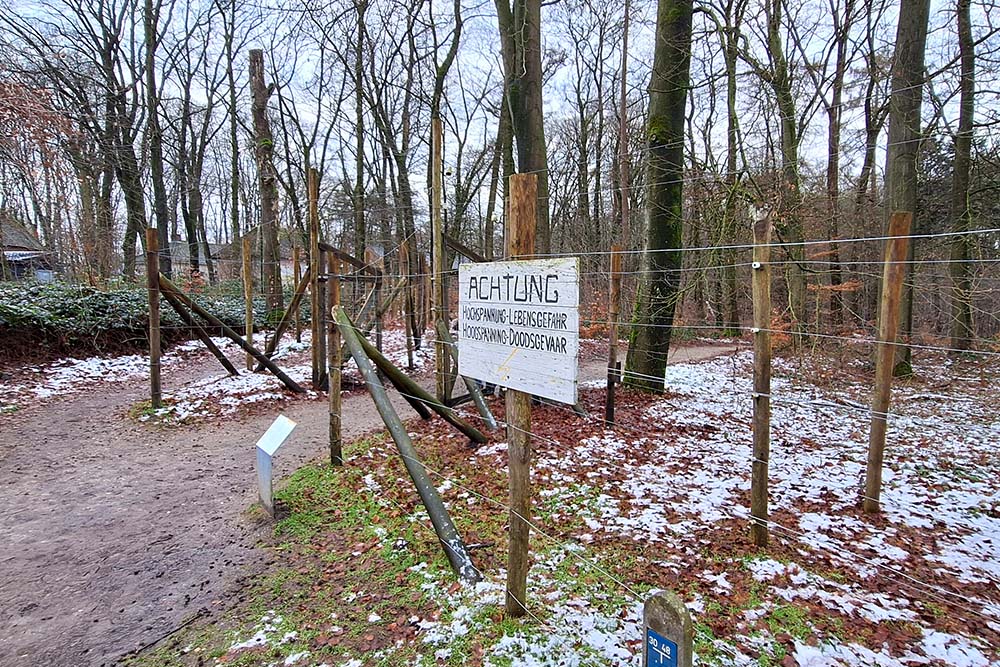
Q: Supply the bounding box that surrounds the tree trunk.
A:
[144,0,171,278]
[949,0,974,351]
[495,0,551,253]
[624,0,693,392]
[826,0,856,329]
[884,0,930,376]
[766,0,805,346]
[249,49,284,319]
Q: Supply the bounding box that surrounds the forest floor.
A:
[0,327,732,666]
[103,338,999,667]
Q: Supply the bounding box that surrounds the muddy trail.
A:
[0,340,737,666]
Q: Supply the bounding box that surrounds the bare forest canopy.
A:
[2,0,999,347]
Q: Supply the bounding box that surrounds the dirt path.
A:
[0,341,738,667]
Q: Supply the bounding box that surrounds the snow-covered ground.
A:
[0,327,435,422]
[212,350,998,666]
[0,337,238,412]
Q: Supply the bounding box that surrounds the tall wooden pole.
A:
[328,255,343,466]
[431,118,447,402]
[864,211,913,513]
[605,245,623,425]
[242,235,254,370]
[750,212,772,547]
[146,227,162,409]
[309,167,322,389]
[401,240,414,369]
[505,173,537,618]
[292,246,302,342]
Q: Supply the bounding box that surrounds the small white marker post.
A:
[643,590,693,667]
[256,414,297,518]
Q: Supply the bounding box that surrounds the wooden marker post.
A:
[146,227,162,409]
[864,211,913,513]
[431,117,447,402]
[643,590,693,667]
[750,212,772,546]
[328,255,343,465]
[605,245,623,425]
[292,246,302,342]
[505,173,537,618]
[242,235,254,370]
[309,168,322,388]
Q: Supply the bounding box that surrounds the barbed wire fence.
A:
[76,176,1000,661]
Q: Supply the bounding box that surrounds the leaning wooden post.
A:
[292,246,302,342]
[864,211,913,513]
[605,245,623,425]
[750,211,772,547]
[336,306,481,584]
[242,235,254,370]
[146,227,162,409]
[505,173,537,618]
[328,255,343,466]
[159,274,306,393]
[431,117,447,402]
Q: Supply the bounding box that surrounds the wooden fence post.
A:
[864,211,913,513]
[328,255,342,466]
[292,246,302,342]
[401,240,414,369]
[146,227,162,409]
[605,245,623,425]
[505,173,537,618]
[431,117,447,402]
[309,167,322,389]
[750,211,772,547]
[242,235,254,370]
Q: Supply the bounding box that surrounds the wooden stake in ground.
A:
[605,245,623,425]
[431,117,447,402]
[146,227,162,409]
[864,211,913,513]
[309,167,322,389]
[750,211,772,547]
[401,240,414,370]
[505,173,537,618]
[242,235,254,370]
[292,246,302,342]
[328,255,342,466]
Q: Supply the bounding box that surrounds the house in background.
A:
[0,214,54,282]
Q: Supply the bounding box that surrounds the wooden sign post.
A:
[643,590,693,667]
[864,211,913,513]
[504,173,535,617]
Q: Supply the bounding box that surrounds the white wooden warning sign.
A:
[458,257,579,404]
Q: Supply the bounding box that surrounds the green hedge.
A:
[0,280,309,359]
